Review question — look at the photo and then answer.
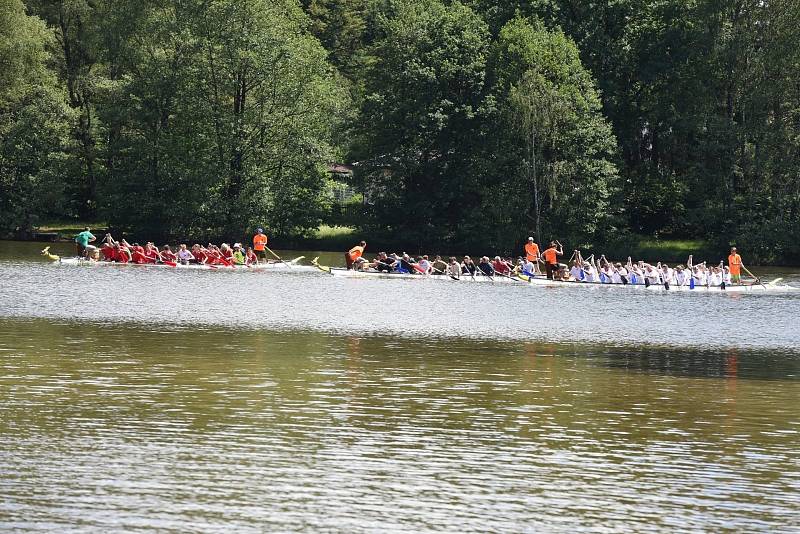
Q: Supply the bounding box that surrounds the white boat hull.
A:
[325,267,526,283]
[55,257,317,272]
[526,276,796,292]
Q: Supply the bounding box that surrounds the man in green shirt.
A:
[75,227,96,258]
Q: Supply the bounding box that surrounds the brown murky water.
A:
[1,241,799,532]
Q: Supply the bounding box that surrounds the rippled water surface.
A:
[3,241,800,350]
[1,241,799,532]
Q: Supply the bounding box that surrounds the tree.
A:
[354,0,492,247]
[26,0,104,218]
[303,0,377,81]
[0,0,73,234]
[96,0,347,240]
[486,16,620,247]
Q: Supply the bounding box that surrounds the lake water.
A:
[1,241,799,532]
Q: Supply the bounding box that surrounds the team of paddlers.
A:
[344,238,750,287]
[72,225,750,286]
[73,227,273,266]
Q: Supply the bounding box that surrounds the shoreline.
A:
[2,223,791,267]
[4,237,798,269]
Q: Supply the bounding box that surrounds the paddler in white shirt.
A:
[516,257,536,278]
[643,264,660,286]
[660,264,674,284]
[582,261,597,282]
[446,257,462,278]
[708,265,724,286]
[597,256,613,283]
[674,265,688,286]
[569,258,584,281]
[722,266,732,285]
[616,262,629,284]
[692,264,707,286]
[626,259,643,284]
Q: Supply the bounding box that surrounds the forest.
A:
[1,0,799,261]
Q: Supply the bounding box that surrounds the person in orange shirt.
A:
[542,240,563,280]
[524,237,540,274]
[727,247,743,284]
[253,228,268,261]
[345,241,367,270]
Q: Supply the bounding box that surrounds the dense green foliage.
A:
[1,0,799,261]
[0,0,74,231]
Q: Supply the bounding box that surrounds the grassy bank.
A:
[29,220,108,240]
[617,238,719,264]
[284,225,359,251]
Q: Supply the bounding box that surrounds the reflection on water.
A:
[1,318,799,532]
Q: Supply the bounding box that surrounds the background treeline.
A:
[1,0,799,261]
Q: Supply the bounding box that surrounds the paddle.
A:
[443,262,460,280]
[741,264,767,289]
[491,260,525,282]
[496,270,527,283]
[476,264,495,282]
[265,245,292,269]
[462,260,475,281]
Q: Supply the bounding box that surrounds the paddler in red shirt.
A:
[123,240,147,264]
[492,256,510,274]
[245,246,259,265]
[207,244,230,266]
[204,245,221,265]
[115,242,131,263]
[219,243,234,265]
[192,244,207,264]
[160,245,177,263]
[99,234,116,262]
[143,242,160,264]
